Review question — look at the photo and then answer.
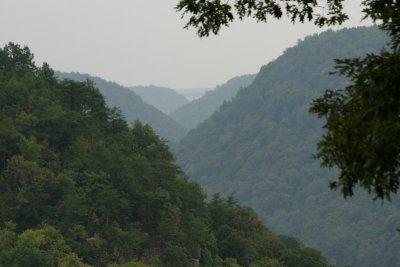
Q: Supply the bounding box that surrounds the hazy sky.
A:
[0,1,371,89]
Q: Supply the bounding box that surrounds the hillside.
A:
[176,27,400,267]
[55,72,187,143]
[171,74,255,130]
[0,43,335,267]
[130,85,189,114]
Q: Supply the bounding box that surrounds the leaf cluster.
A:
[310,1,400,200]
[176,0,348,37]
[310,50,400,199]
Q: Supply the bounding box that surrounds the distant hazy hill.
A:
[171,74,255,130]
[176,27,400,267]
[55,72,187,143]
[130,85,189,114]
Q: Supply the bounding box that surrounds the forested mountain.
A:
[176,27,400,267]
[0,43,335,267]
[130,85,189,114]
[55,72,187,143]
[171,75,255,130]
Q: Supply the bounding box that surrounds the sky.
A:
[0,1,371,90]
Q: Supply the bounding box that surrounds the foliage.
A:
[310,1,400,200]
[0,43,332,266]
[310,50,400,199]
[208,195,333,267]
[176,0,347,37]
[0,225,86,267]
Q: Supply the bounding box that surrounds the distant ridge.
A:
[130,85,189,114]
[55,72,187,143]
[171,74,255,130]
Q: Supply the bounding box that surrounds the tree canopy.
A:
[177,0,400,200]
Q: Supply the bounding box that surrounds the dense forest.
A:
[176,27,400,267]
[0,43,337,267]
[55,72,187,144]
[130,85,189,115]
[171,75,255,130]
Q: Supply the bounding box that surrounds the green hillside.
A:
[0,43,335,267]
[55,72,187,143]
[171,75,255,130]
[176,27,400,267]
[130,85,189,114]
